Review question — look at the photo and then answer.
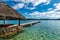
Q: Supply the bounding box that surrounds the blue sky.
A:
[2,0,60,19]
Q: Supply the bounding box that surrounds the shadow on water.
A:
[0,30,25,40]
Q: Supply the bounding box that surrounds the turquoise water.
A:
[0,20,32,24]
[0,20,60,40]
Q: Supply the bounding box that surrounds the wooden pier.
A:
[0,21,40,38]
[12,21,40,27]
[21,21,40,27]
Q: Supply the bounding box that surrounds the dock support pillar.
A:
[3,17,6,25]
[31,23,32,26]
[3,19,5,25]
[18,19,20,26]
[24,19,26,23]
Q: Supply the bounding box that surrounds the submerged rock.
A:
[41,35,44,37]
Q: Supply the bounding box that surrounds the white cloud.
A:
[29,11,60,19]
[16,0,50,6]
[48,8,53,11]
[54,3,58,6]
[55,3,60,10]
[12,3,24,9]
[22,0,50,6]
[53,3,60,11]
[28,4,60,19]
[44,0,50,5]
[4,0,50,10]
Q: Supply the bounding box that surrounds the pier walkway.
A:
[21,21,40,27]
[12,21,40,27]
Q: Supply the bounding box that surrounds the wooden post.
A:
[3,16,7,25]
[3,19,5,25]
[18,19,20,26]
[24,20,26,23]
[24,18,26,23]
[3,17,6,25]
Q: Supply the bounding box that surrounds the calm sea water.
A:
[0,20,60,40]
[0,20,33,24]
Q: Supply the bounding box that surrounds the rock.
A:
[41,35,44,37]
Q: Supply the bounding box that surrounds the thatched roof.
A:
[0,2,25,20]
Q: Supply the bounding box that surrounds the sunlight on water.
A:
[0,20,60,40]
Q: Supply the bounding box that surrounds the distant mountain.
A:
[26,18,60,20]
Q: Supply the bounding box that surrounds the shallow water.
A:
[1,20,60,40]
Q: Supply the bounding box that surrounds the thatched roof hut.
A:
[0,2,25,25]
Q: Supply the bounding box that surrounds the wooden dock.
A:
[0,21,40,38]
[12,21,40,27]
[21,21,40,27]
